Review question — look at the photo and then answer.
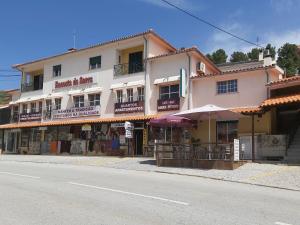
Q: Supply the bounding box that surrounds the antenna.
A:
[73,29,76,49]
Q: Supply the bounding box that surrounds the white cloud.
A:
[265,29,300,49]
[138,0,201,11]
[270,0,299,13]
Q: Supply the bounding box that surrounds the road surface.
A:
[0,161,298,225]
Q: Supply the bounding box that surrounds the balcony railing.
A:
[114,62,144,76]
[21,82,34,92]
[11,113,19,123]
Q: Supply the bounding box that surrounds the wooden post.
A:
[56,126,59,155]
[252,114,255,161]
[1,129,4,153]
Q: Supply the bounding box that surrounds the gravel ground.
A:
[1,154,300,191]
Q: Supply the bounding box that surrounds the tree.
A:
[265,43,276,59]
[206,49,228,64]
[0,91,9,104]
[247,48,261,61]
[230,51,248,62]
[277,43,300,75]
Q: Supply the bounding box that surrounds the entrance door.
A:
[135,129,143,155]
[128,51,143,74]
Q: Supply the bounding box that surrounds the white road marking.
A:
[275,222,293,225]
[0,171,40,179]
[68,181,189,206]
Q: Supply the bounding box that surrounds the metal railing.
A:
[155,143,234,161]
[21,82,43,92]
[114,62,144,76]
[11,113,19,123]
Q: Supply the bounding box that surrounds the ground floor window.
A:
[74,95,84,108]
[88,94,100,106]
[54,98,61,110]
[216,120,238,144]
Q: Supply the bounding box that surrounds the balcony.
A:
[114,62,144,76]
[11,113,19,123]
[21,72,43,92]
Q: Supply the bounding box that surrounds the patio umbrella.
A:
[149,114,195,142]
[174,104,241,157]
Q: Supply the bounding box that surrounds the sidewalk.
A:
[1,154,300,191]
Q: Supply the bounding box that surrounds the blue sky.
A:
[1,0,300,90]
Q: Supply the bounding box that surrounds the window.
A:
[137,87,144,101]
[22,104,27,114]
[116,90,123,103]
[53,65,61,77]
[74,95,84,108]
[55,98,61,110]
[38,101,42,112]
[159,84,179,100]
[33,74,43,90]
[46,100,52,112]
[127,88,133,102]
[217,79,237,94]
[13,106,19,115]
[31,102,36,113]
[88,94,100,106]
[217,121,238,144]
[89,56,101,70]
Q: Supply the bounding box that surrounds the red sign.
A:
[55,76,93,89]
[157,98,180,112]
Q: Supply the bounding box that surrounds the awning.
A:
[45,92,64,99]
[110,80,145,90]
[83,86,103,94]
[0,104,9,109]
[0,114,158,129]
[14,95,46,104]
[154,75,180,85]
[68,89,83,96]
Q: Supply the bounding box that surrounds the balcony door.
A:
[33,75,43,90]
[128,51,143,74]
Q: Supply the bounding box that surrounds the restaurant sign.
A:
[157,98,180,111]
[52,106,100,119]
[54,76,93,89]
[114,101,144,114]
[19,112,42,122]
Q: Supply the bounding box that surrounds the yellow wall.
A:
[120,45,144,64]
[190,111,273,143]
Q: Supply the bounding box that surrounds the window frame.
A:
[116,90,123,103]
[88,93,100,106]
[54,98,62,110]
[159,84,179,100]
[30,102,36,113]
[217,79,238,95]
[53,64,62,77]
[137,87,144,101]
[216,120,238,144]
[89,56,101,70]
[46,99,52,112]
[22,104,27,114]
[74,95,84,108]
[127,88,134,102]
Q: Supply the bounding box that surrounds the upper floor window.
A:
[55,98,61,110]
[88,94,100,106]
[137,87,144,101]
[22,104,27,114]
[116,90,123,103]
[74,95,84,108]
[159,84,179,100]
[127,88,133,102]
[33,74,43,90]
[89,56,101,70]
[38,101,42,112]
[46,99,52,112]
[31,102,36,113]
[13,106,19,115]
[53,65,61,77]
[217,79,238,94]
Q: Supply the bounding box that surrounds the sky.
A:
[0,0,300,90]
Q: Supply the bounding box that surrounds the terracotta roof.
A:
[261,94,300,107]
[0,114,157,129]
[231,106,263,114]
[146,47,221,73]
[191,64,276,79]
[266,75,300,86]
[13,29,176,69]
[217,60,264,73]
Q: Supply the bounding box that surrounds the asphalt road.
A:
[0,161,298,225]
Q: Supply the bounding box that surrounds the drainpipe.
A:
[143,35,148,116]
[251,114,255,161]
[186,53,191,110]
[265,67,270,99]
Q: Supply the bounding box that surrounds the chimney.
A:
[258,49,264,61]
[263,49,274,67]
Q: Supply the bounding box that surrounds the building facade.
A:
[0,30,291,159]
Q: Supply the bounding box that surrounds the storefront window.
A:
[74,95,84,108]
[88,94,100,106]
[159,84,179,100]
[216,121,238,144]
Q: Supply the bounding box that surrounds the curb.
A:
[153,170,300,192]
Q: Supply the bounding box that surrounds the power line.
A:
[160,0,263,48]
[0,69,18,72]
[0,75,21,77]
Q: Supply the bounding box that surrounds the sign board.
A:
[111,123,125,128]
[19,112,42,122]
[125,121,134,139]
[54,76,93,89]
[125,130,133,139]
[52,106,100,119]
[119,135,126,144]
[234,139,240,161]
[143,128,148,146]
[157,98,180,112]
[180,68,187,97]
[82,124,92,131]
[114,101,144,114]
[39,127,47,131]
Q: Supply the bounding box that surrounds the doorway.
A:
[128,51,143,74]
[134,129,143,155]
